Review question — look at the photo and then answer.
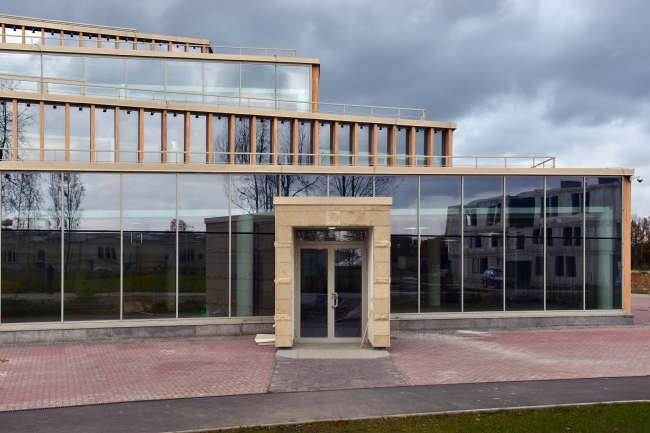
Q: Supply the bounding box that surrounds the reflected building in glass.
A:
[0,15,636,344]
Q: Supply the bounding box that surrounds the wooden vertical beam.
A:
[39,101,44,162]
[389,125,396,167]
[161,110,168,163]
[351,122,359,166]
[184,111,190,164]
[97,34,102,48]
[207,113,213,164]
[21,26,25,44]
[133,36,137,50]
[64,103,70,162]
[12,100,18,161]
[41,28,44,46]
[370,124,378,166]
[408,126,416,167]
[271,118,278,165]
[425,128,434,167]
[624,177,632,314]
[228,114,235,164]
[311,65,320,113]
[443,129,453,167]
[1,24,5,43]
[332,122,339,166]
[291,119,299,165]
[60,30,63,47]
[115,108,120,163]
[115,35,120,49]
[312,120,319,166]
[168,41,172,52]
[79,32,83,47]
[150,39,155,51]
[90,105,96,162]
[249,116,257,165]
[138,108,144,163]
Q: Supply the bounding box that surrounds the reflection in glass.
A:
[377,176,416,235]
[95,107,115,162]
[338,123,352,166]
[4,26,22,43]
[414,128,426,166]
[0,53,41,76]
[298,121,312,165]
[82,34,99,48]
[586,177,622,238]
[281,175,327,197]
[143,111,162,163]
[395,127,407,167]
[123,173,176,231]
[120,38,134,50]
[119,109,139,163]
[505,177,544,310]
[85,57,125,98]
[126,59,164,91]
[420,236,461,312]
[0,100,13,161]
[546,177,583,310]
[63,32,78,47]
[69,106,91,162]
[44,30,60,46]
[190,114,207,164]
[420,176,461,236]
[16,102,40,161]
[277,119,291,165]
[102,36,116,49]
[391,236,418,313]
[377,126,389,166]
[334,248,363,338]
[42,55,84,80]
[300,248,328,338]
[25,28,41,45]
[166,61,202,101]
[358,125,370,166]
[255,118,271,164]
[241,64,275,109]
[318,122,331,165]
[329,176,373,197]
[463,177,504,311]
[212,115,229,164]
[204,62,240,104]
[297,230,367,242]
[167,112,184,164]
[276,65,310,111]
[64,173,121,231]
[44,104,65,162]
[234,117,251,164]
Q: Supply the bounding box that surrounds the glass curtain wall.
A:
[167,112,184,164]
[95,107,115,162]
[143,111,162,163]
[16,102,40,161]
[297,121,312,165]
[212,115,229,164]
[358,125,370,166]
[189,114,207,164]
[277,119,291,165]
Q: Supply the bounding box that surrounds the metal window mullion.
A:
[60,172,64,322]
[175,173,179,319]
[583,177,586,310]
[119,173,123,321]
[503,176,506,312]
[460,176,464,313]
[543,176,547,311]
[164,59,167,99]
[327,175,330,197]
[228,173,232,317]
[417,176,420,314]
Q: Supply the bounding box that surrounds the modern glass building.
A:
[0,15,634,347]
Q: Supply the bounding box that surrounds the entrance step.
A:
[276,343,389,359]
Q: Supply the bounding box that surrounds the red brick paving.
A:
[632,294,649,323]
[0,339,276,412]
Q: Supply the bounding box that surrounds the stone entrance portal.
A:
[273,197,392,348]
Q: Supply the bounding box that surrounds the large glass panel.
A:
[463,177,504,311]
[42,55,84,80]
[85,57,125,98]
[166,61,202,102]
[390,236,418,313]
[358,124,370,166]
[277,119,291,165]
[334,248,363,338]
[0,53,41,76]
[255,118,271,164]
[119,109,139,163]
[189,114,207,164]
[318,122,332,166]
[329,176,373,197]
[241,64,275,109]
[297,121,312,165]
[126,59,164,99]
[585,177,622,310]
[395,127,408,167]
[178,174,229,318]
[276,65,310,112]
[212,114,229,164]
[546,177,583,310]
[101,35,116,49]
[281,175,327,197]
[44,30,60,46]
[234,116,251,164]
[69,105,91,162]
[143,111,161,163]
[338,123,352,166]
[24,28,41,45]
[119,38,134,50]
[122,174,176,319]
[63,173,120,321]
[505,177,544,311]
[154,42,169,52]
[414,128,426,166]
[300,248,328,338]
[82,34,98,48]
[4,26,23,43]
[376,126,389,166]
[16,102,40,161]
[230,175,277,316]
[204,62,240,104]
[44,103,65,162]
[420,236,461,312]
[376,176,417,235]
[167,112,184,164]
[63,32,78,47]
[1,173,62,323]
[0,100,13,161]
[95,107,115,162]
[420,176,462,236]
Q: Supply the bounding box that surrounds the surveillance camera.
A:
[637,177,643,183]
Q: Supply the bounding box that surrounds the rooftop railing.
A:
[0,75,427,120]
[0,148,557,168]
[0,14,138,32]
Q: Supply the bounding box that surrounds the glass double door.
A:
[298,245,365,342]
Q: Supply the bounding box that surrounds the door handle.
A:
[331,292,339,308]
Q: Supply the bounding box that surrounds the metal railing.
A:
[0,14,137,32]
[0,75,427,120]
[0,147,556,168]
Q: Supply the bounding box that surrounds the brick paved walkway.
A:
[389,326,650,386]
[268,359,411,393]
[0,339,276,412]
[632,293,649,323]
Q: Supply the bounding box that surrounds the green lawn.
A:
[214,403,650,432]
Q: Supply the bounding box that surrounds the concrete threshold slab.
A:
[276,343,389,359]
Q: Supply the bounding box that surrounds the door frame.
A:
[294,241,368,343]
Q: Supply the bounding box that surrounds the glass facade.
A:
[0,173,625,323]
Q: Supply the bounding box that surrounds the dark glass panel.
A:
[123,173,176,231]
[585,238,622,310]
[16,102,40,161]
[420,236,461,312]
[298,121,312,165]
[297,230,366,242]
[44,104,65,162]
[546,247,583,310]
[390,235,418,313]
[281,175,327,197]
[255,118,271,165]
[277,119,291,165]
[586,177,622,238]
[69,106,90,162]
[329,175,374,197]
[420,176,461,236]
[212,115,229,164]
[318,122,332,166]
[189,114,207,164]
[119,109,138,163]
[334,248,363,338]
[234,117,251,164]
[0,100,13,161]
[338,123,352,166]
[376,176,417,235]
[300,248,328,338]
[463,236,504,311]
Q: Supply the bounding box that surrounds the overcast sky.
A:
[4,0,649,214]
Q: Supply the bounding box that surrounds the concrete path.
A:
[1,376,649,433]
[632,293,649,323]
